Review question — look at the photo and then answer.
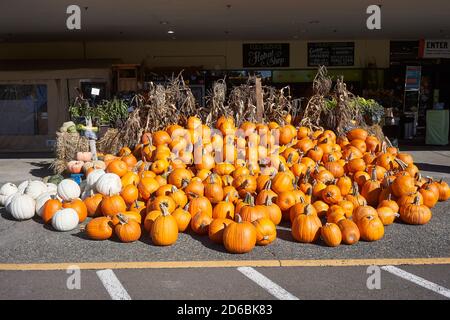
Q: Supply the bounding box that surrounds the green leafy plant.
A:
[69,98,129,127]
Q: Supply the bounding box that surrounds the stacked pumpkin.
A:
[2,115,450,253]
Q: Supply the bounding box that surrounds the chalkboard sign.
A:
[308,42,354,67]
[390,41,419,65]
[243,43,289,68]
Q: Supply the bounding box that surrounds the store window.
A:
[0,84,48,135]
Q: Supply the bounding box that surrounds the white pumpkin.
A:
[17,180,29,194]
[24,180,48,199]
[35,192,55,217]
[0,183,18,197]
[10,194,36,220]
[46,183,58,194]
[87,169,105,189]
[52,208,79,231]
[5,192,20,212]
[57,179,81,201]
[95,173,122,196]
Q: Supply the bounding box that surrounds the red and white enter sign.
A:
[419,39,450,59]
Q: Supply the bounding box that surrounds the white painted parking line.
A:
[237,266,299,300]
[96,269,132,300]
[381,265,450,299]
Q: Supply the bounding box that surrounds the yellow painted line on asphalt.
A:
[0,257,449,271]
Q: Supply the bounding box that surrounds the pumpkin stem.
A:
[370,166,377,181]
[235,213,243,223]
[304,204,314,215]
[306,187,312,197]
[265,196,274,206]
[263,180,272,190]
[413,195,421,205]
[171,185,178,193]
[159,202,169,216]
[244,192,255,206]
[287,152,294,164]
[395,158,407,170]
[181,179,189,189]
[224,194,230,202]
[116,213,128,225]
[263,235,270,240]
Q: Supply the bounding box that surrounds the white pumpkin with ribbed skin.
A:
[95,173,122,196]
[17,180,29,194]
[46,183,58,194]
[52,208,79,231]
[24,180,48,199]
[5,193,20,212]
[35,192,56,217]
[10,194,36,220]
[87,169,105,189]
[1,183,18,197]
[57,179,81,201]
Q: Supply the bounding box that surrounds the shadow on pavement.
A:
[187,230,229,253]
[27,161,53,178]
[415,163,450,174]
[0,208,15,221]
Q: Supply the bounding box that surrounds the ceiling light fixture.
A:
[160,21,169,25]
[167,30,175,34]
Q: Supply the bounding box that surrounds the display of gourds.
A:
[1,115,450,254]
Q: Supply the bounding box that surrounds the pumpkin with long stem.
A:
[114,213,141,243]
[223,214,257,253]
[377,193,399,213]
[255,180,277,205]
[212,194,235,220]
[437,178,450,201]
[150,204,178,246]
[399,196,432,225]
[291,208,322,243]
[101,193,127,217]
[264,197,282,225]
[239,193,269,222]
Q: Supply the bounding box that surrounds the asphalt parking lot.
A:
[0,150,449,300]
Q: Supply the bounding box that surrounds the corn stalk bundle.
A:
[300,66,384,141]
[97,73,201,153]
[206,77,293,127]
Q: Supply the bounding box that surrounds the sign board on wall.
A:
[308,42,354,66]
[242,43,290,68]
[405,66,421,91]
[419,39,450,58]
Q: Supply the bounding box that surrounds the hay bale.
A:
[52,132,89,174]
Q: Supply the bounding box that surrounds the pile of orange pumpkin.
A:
[46,115,450,253]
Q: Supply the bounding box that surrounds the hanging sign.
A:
[243,43,290,67]
[419,39,450,58]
